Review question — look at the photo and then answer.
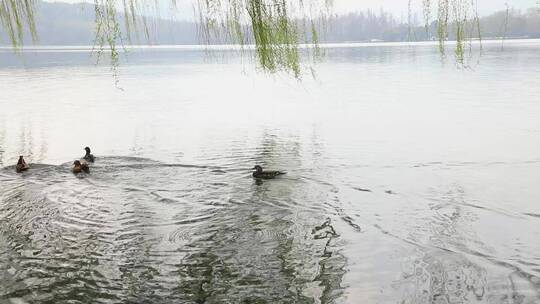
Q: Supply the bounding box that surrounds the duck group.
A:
[73,147,94,173]
[15,147,286,180]
[15,147,96,175]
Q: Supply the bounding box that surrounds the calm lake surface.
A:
[1,40,540,304]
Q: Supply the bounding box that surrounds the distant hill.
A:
[0,1,199,46]
[1,1,539,46]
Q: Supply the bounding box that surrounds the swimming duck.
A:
[252,165,286,179]
[16,156,29,173]
[73,160,90,174]
[83,147,95,163]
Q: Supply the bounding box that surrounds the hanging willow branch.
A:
[422,0,431,35]
[1,0,490,76]
[0,0,37,47]
[452,0,468,64]
[437,0,450,55]
[196,0,331,77]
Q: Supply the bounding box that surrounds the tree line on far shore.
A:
[1,2,539,46]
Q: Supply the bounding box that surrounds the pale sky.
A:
[333,0,538,16]
[47,0,540,20]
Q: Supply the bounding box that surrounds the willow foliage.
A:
[196,0,331,77]
[0,0,37,47]
[1,0,488,76]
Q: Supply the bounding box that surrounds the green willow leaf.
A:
[1,0,485,75]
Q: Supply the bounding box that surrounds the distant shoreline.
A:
[1,38,539,52]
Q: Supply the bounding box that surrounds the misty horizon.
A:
[44,0,540,20]
[2,1,539,47]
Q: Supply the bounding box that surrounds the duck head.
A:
[73,160,82,166]
[84,147,91,155]
[252,165,263,173]
[18,156,25,164]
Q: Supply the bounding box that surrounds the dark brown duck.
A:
[83,147,95,163]
[72,160,90,174]
[252,165,286,179]
[16,156,29,173]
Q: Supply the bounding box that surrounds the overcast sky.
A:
[46,0,539,20]
[333,0,537,15]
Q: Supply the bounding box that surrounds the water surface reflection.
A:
[2,41,540,303]
[0,150,347,303]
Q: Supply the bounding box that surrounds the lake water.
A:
[1,40,540,304]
